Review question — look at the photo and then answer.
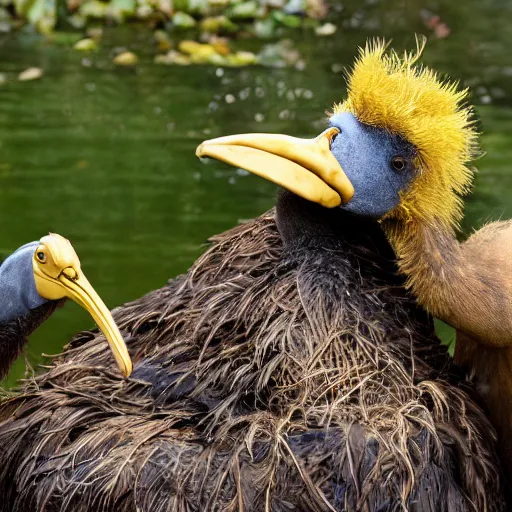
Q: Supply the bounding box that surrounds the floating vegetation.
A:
[3,0,332,39]
[152,37,303,68]
[73,37,98,50]
[113,50,139,65]
[17,67,44,81]
[3,0,334,73]
[315,21,336,35]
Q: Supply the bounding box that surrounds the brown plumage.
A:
[388,217,512,500]
[0,192,503,511]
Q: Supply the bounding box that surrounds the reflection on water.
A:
[0,0,511,386]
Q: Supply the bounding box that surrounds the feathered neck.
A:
[382,216,509,346]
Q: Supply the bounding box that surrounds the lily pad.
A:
[79,0,108,18]
[67,13,86,28]
[228,1,258,19]
[154,29,173,50]
[228,50,257,66]
[207,53,229,66]
[266,0,285,7]
[315,22,336,36]
[283,0,305,14]
[272,10,301,28]
[306,0,327,18]
[172,11,196,28]
[156,0,172,15]
[106,0,136,21]
[210,38,230,55]
[189,46,219,63]
[179,40,217,60]
[18,67,43,81]
[73,37,98,51]
[86,26,103,40]
[154,50,191,65]
[113,51,138,65]
[200,15,238,34]
[253,18,276,38]
[174,0,208,14]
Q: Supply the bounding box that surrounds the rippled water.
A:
[0,0,511,386]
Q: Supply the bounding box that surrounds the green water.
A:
[0,0,511,386]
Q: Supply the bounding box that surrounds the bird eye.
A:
[391,156,407,171]
[36,251,46,263]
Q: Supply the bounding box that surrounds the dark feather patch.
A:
[0,300,61,379]
[0,196,503,511]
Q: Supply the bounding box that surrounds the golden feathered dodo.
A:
[0,41,505,511]
[197,38,512,500]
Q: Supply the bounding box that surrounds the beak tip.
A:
[343,186,355,205]
[195,144,205,158]
[124,361,133,378]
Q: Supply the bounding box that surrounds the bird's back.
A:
[0,203,503,512]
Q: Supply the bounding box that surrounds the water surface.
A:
[0,0,511,385]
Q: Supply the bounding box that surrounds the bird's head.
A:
[0,233,132,377]
[197,38,477,233]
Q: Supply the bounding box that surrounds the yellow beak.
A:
[196,127,354,208]
[32,234,132,378]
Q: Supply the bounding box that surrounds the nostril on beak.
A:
[62,267,78,280]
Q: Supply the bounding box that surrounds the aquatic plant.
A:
[3,0,331,36]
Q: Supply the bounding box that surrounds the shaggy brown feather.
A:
[0,193,503,511]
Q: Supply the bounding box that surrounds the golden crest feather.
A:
[333,37,479,229]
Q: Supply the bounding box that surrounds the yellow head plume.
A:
[333,38,479,229]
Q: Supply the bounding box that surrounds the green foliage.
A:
[4,0,329,34]
[13,0,55,32]
[79,0,107,19]
[107,0,136,20]
[172,11,197,28]
[227,1,258,19]
[73,36,97,49]
[272,10,302,28]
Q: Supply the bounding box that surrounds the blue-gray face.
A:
[329,112,417,218]
[0,242,47,324]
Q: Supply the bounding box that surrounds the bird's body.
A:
[0,193,502,511]
[193,39,512,502]
[425,219,512,496]
[454,218,512,386]
[382,194,512,505]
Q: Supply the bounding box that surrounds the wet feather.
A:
[0,197,503,511]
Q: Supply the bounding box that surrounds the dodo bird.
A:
[0,41,504,511]
[197,37,512,498]
[0,233,132,379]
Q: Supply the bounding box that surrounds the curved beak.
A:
[33,238,132,378]
[196,127,354,208]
